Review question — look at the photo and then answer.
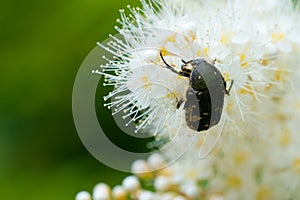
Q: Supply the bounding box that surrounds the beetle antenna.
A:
[181,59,187,64]
[226,80,234,95]
[159,51,183,76]
[212,58,217,65]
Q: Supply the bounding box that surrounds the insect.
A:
[159,51,233,158]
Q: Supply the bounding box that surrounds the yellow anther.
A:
[203,47,209,55]
[141,76,151,89]
[227,175,242,188]
[241,62,248,67]
[226,102,234,112]
[240,54,246,62]
[238,85,253,96]
[279,129,291,147]
[223,72,230,82]
[165,34,176,43]
[233,151,248,165]
[166,92,177,99]
[141,76,149,83]
[256,186,271,200]
[260,59,270,66]
[187,169,198,179]
[196,49,202,56]
[220,32,232,43]
[272,33,284,42]
[160,48,169,57]
[274,69,288,82]
[293,158,300,173]
[265,84,272,91]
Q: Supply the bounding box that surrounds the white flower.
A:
[122,176,140,192]
[179,181,200,198]
[93,183,111,200]
[137,190,157,200]
[95,0,288,140]
[75,191,92,200]
[172,196,187,200]
[112,186,127,200]
[78,0,300,199]
[154,176,171,191]
[131,159,151,174]
[147,153,166,170]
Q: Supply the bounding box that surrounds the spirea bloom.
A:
[80,0,300,199]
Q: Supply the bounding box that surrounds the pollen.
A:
[176,74,186,80]
[279,129,291,147]
[187,169,198,179]
[160,48,170,57]
[226,101,234,112]
[157,168,173,177]
[227,175,242,188]
[166,92,177,99]
[203,47,209,55]
[141,76,151,89]
[265,84,272,91]
[196,137,204,149]
[274,69,288,82]
[190,33,197,41]
[220,32,231,44]
[196,49,202,57]
[256,186,271,200]
[223,72,230,82]
[259,59,270,66]
[292,158,300,174]
[233,151,248,165]
[297,102,300,111]
[274,113,288,121]
[241,62,248,67]
[240,54,246,62]
[165,34,177,43]
[221,33,227,43]
[271,33,285,42]
[238,85,254,96]
[141,76,149,83]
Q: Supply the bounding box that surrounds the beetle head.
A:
[181,62,193,77]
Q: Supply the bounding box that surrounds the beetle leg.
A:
[176,99,184,109]
[212,58,217,65]
[211,58,222,66]
[181,59,187,64]
[159,52,189,77]
[225,80,234,95]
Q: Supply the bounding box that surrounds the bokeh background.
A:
[0,0,142,199]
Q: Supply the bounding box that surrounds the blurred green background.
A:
[0,0,141,199]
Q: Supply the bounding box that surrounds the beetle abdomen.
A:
[184,87,223,132]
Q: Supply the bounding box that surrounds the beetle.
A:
[159,52,233,131]
[159,52,233,158]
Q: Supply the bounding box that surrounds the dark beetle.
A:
[160,52,232,132]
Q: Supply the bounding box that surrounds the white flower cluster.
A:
[84,0,300,199]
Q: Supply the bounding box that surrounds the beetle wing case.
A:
[198,98,227,159]
[185,60,225,132]
[184,88,211,131]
